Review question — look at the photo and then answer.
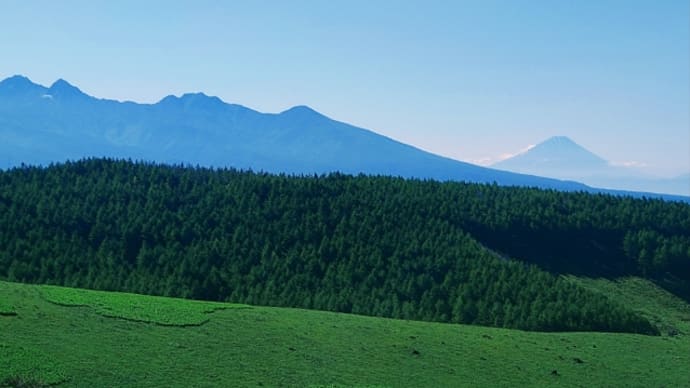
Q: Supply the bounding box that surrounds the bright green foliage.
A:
[1,280,689,387]
[0,159,681,333]
[40,285,245,326]
[1,283,66,386]
[0,346,67,386]
[309,385,390,388]
[0,299,15,316]
[568,276,690,337]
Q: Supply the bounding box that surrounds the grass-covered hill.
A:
[1,159,689,333]
[1,278,689,387]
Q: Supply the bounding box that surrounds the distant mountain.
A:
[493,136,607,178]
[493,136,690,197]
[0,75,686,201]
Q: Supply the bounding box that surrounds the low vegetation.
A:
[0,299,15,316]
[40,285,246,326]
[568,276,690,337]
[1,279,688,387]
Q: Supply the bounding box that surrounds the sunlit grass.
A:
[40,285,247,326]
[1,279,688,387]
[0,299,15,316]
[567,276,690,336]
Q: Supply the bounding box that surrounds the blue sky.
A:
[1,0,688,176]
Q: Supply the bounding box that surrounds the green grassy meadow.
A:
[1,278,689,387]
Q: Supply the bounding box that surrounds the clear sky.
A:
[1,0,688,176]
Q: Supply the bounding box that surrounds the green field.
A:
[1,279,689,388]
[0,298,14,317]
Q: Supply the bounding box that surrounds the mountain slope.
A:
[0,75,589,191]
[2,279,689,387]
[493,136,690,196]
[2,75,687,200]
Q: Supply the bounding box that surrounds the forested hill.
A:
[1,159,689,334]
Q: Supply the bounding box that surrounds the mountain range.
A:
[493,136,690,196]
[0,75,687,201]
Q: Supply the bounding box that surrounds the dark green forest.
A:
[2,159,689,334]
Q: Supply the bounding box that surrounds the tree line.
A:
[2,159,687,334]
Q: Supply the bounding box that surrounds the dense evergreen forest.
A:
[2,159,689,334]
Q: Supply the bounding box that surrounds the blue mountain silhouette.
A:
[0,75,686,201]
[493,136,689,197]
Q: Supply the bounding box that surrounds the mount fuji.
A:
[493,136,689,196]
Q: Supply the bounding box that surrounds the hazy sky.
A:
[1,0,688,176]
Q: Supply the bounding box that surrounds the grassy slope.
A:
[1,279,689,388]
[568,276,690,337]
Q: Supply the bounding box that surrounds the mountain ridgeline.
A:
[3,75,688,202]
[3,160,690,334]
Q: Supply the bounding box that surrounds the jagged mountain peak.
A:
[47,78,88,98]
[50,78,74,88]
[180,92,215,100]
[1,74,33,86]
[157,92,227,109]
[0,74,46,95]
[281,105,316,113]
[279,105,325,120]
[1,75,686,198]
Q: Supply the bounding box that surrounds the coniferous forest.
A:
[2,159,690,334]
